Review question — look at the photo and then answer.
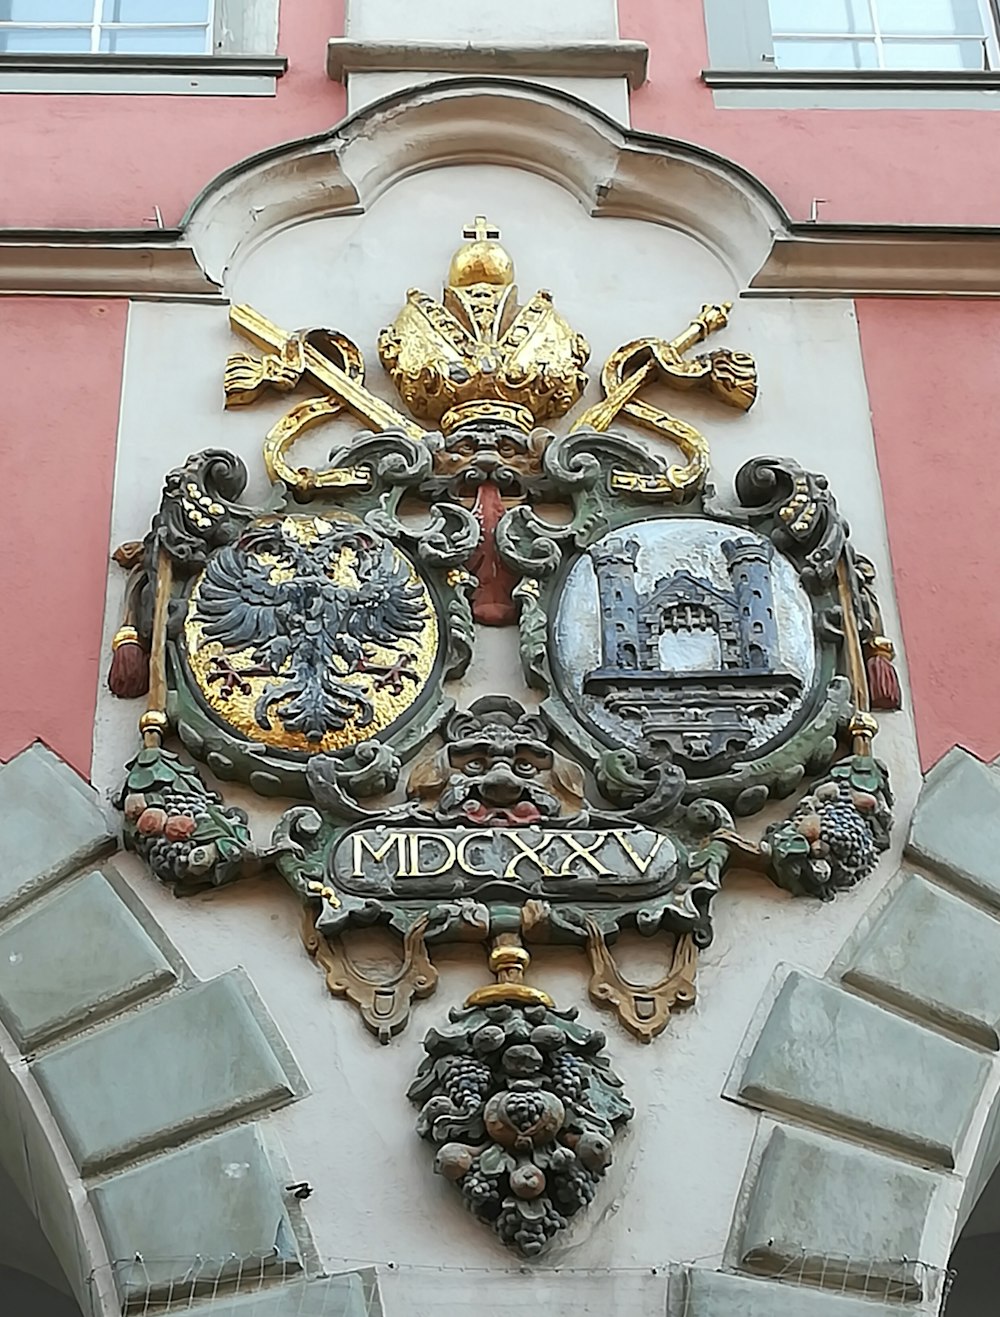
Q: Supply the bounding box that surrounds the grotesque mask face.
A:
[431,424,547,495]
[408,697,585,827]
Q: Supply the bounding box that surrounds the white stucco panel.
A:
[96,145,922,1300]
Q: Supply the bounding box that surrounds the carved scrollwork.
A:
[150,449,254,573]
[735,456,847,590]
[303,909,439,1045]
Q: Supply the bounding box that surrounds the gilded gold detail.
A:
[184,516,438,754]
[112,625,139,651]
[378,217,590,434]
[574,303,757,495]
[225,306,423,495]
[465,982,555,1008]
[869,635,895,661]
[466,931,553,1008]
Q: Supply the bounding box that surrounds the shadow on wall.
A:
[947,1162,1000,1314]
[0,1161,81,1316]
[0,1265,81,1316]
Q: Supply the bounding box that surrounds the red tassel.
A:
[468,483,519,626]
[866,648,902,712]
[108,627,150,699]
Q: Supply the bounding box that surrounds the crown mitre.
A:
[377,217,591,435]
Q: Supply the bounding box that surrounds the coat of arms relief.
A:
[108,217,901,1257]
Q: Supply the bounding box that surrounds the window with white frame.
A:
[767,0,1000,70]
[0,0,214,55]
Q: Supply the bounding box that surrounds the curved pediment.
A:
[181,76,790,288]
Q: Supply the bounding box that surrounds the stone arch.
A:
[711,747,1000,1315]
[0,743,358,1316]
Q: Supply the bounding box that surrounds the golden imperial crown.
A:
[377,217,591,435]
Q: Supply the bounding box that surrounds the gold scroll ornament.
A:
[224,306,423,496]
[574,302,757,496]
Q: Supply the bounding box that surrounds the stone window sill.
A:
[328,39,649,90]
[702,67,1000,110]
[703,68,1000,91]
[0,52,287,96]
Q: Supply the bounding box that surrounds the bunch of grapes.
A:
[442,1056,492,1111]
[504,1090,547,1132]
[815,785,877,886]
[134,791,211,882]
[550,1159,598,1214]
[494,1201,566,1257]
[460,1169,502,1221]
[546,1050,588,1105]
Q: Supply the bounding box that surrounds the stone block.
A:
[377,1268,670,1315]
[0,745,114,917]
[33,974,295,1173]
[90,1126,300,1300]
[737,1127,937,1300]
[684,1268,918,1317]
[735,971,987,1167]
[0,871,175,1048]
[908,748,1000,907]
[194,1274,371,1316]
[845,875,1000,1048]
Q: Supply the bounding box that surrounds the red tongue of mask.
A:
[462,800,543,826]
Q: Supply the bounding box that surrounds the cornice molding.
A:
[751,228,1000,298]
[0,233,221,300]
[3,81,1000,299]
[327,38,648,89]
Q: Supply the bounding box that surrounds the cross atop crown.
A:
[463,215,501,242]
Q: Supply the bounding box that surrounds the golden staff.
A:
[137,545,173,748]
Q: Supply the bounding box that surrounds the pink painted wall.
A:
[0,0,345,229]
[620,0,1000,225]
[0,299,126,775]
[856,300,1000,769]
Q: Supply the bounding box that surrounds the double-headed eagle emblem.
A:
[192,519,429,742]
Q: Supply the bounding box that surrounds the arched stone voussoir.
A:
[0,743,359,1316]
[907,745,1000,911]
[180,77,791,290]
[679,1265,937,1317]
[722,746,1000,1311]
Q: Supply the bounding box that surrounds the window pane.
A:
[769,0,873,35]
[875,0,986,35]
[102,0,209,19]
[0,25,91,50]
[99,24,208,52]
[0,1,92,18]
[881,36,988,66]
[774,37,879,67]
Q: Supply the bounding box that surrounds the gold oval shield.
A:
[183,515,438,754]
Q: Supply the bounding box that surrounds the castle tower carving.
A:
[584,532,800,770]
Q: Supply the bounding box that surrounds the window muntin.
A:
[0,0,214,55]
[768,0,999,71]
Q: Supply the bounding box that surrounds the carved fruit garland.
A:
[409,1001,632,1257]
